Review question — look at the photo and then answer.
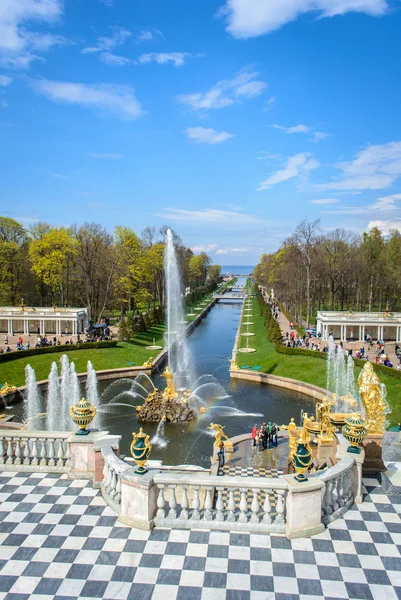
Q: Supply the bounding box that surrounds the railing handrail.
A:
[314,455,355,483]
[0,430,72,439]
[101,445,131,475]
[154,471,288,490]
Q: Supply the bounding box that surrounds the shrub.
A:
[0,341,118,364]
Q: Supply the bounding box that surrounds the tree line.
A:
[253,219,401,327]
[0,217,221,320]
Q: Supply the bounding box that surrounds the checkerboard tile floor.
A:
[0,471,401,599]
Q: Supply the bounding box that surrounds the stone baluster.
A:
[48,439,56,467]
[251,489,259,523]
[275,490,285,524]
[215,487,224,522]
[192,486,200,520]
[180,486,189,520]
[40,439,47,466]
[6,438,13,465]
[227,488,236,522]
[110,468,117,499]
[204,486,213,521]
[337,474,345,508]
[115,474,121,505]
[325,479,334,515]
[345,469,352,502]
[14,438,22,466]
[168,485,177,519]
[65,440,70,464]
[23,439,31,466]
[57,440,65,467]
[239,488,248,523]
[156,484,166,519]
[262,490,272,524]
[332,478,339,511]
[31,439,39,466]
[0,438,5,465]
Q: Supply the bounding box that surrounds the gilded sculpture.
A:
[209,422,233,450]
[162,366,178,400]
[281,417,299,457]
[0,383,17,396]
[229,358,239,371]
[358,362,387,434]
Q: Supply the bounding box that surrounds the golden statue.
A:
[315,397,336,443]
[209,422,233,450]
[358,362,387,434]
[0,383,17,396]
[162,366,177,400]
[229,358,239,371]
[281,417,299,457]
[143,357,153,369]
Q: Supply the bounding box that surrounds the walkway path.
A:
[0,471,400,599]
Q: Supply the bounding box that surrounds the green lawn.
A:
[0,293,219,387]
[237,297,401,427]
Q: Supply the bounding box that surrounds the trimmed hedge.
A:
[0,340,118,364]
[276,343,401,380]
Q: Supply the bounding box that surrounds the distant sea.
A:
[220,265,256,275]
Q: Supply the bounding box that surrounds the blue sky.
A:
[1,0,401,265]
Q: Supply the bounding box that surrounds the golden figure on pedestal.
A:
[162,366,178,400]
[358,362,387,434]
[0,383,17,396]
[281,417,299,457]
[143,357,153,369]
[209,422,233,450]
[229,358,239,371]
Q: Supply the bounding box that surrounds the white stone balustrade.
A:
[153,472,288,532]
[0,430,70,472]
[100,445,131,513]
[316,455,355,524]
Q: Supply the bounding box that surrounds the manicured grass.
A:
[0,294,217,387]
[237,297,401,427]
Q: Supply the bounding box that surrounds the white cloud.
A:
[321,193,401,215]
[271,123,328,142]
[87,152,123,159]
[263,96,276,111]
[177,70,267,112]
[135,29,164,43]
[309,198,339,205]
[185,127,233,145]
[257,151,281,161]
[100,52,132,66]
[367,219,401,234]
[0,75,12,86]
[0,0,66,68]
[191,244,218,252]
[31,80,143,119]
[258,152,319,191]
[318,142,401,191]
[82,26,131,63]
[219,0,389,39]
[216,247,248,255]
[156,208,264,225]
[138,52,189,67]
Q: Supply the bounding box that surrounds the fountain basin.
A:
[238,348,256,353]
[241,333,255,337]
[146,345,163,350]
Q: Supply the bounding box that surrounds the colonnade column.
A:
[23,320,29,335]
[361,325,365,342]
[397,327,401,343]
[7,319,13,335]
[378,325,383,341]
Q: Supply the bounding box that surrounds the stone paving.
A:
[0,471,401,599]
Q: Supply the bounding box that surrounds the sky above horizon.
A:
[1,0,401,265]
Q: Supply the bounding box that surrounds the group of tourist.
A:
[251,422,280,449]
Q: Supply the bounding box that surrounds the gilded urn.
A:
[342,413,368,454]
[70,397,96,435]
[292,440,313,482]
[130,428,152,475]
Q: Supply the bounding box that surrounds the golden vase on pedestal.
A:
[70,397,96,435]
[130,428,152,475]
[342,413,368,454]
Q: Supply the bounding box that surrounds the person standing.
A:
[252,425,258,447]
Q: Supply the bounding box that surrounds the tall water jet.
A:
[47,362,60,431]
[24,365,41,428]
[60,354,72,430]
[164,228,194,388]
[86,361,100,429]
[70,362,81,406]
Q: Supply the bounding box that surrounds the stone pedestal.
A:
[68,431,110,480]
[120,469,159,530]
[362,433,385,475]
[317,438,336,462]
[92,434,122,487]
[336,434,364,504]
[284,475,325,539]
